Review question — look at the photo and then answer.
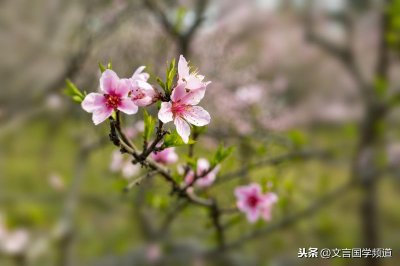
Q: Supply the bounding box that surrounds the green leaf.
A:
[98,61,112,73]
[143,110,156,141]
[211,144,235,167]
[72,95,82,103]
[98,62,106,73]
[165,59,176,94]
[163,130,195,147]
[64,79,85,103]
[287,130,307,149]
[156,77,166,91]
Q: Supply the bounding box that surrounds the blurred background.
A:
[1,0,400,265]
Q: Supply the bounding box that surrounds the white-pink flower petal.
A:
[180,87,207,106]
[132,66,150,81]
[115,78,131,97]
[92,107,113,125]
[158,102,173,123]
[183,106,210,126]
[118,99,138,114]
[178,55,190,80]
[81,93,105,112]
[171,83,187,102]
[174,116,191,143]
[100,69,119,94]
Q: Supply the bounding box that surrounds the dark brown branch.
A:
[210,200,226,251]
[143,0,209,56]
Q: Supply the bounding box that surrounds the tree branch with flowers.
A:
[66,55,279,251]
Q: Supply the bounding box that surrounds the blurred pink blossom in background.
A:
[110,150,140,179]
[0,216,30,256]
[184,158,220,188]
[235,183,278,223]
[151,147,178,165]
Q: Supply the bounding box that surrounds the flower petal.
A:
[178,55,190,79]
[184,171,195,186]
[133,96,154,107]
[246,208,260,223]
[263,193,278,204]
[92,107,113,125]
[248,183,262,196]
[260,205,273,221]
[182,106,210,126]
[136,80,154,92]
[180,86,206,105]
[100,69,119,94]
[197,158,210,174]
[235,186,251,200]
[118,99,138,115]
[158,102,173,123]
[174,116,190,143]
[196,173,216,187]
[131,66,149,81]
[81,93,105,113]
[115,78,131,97]
[185,75,205,90]
[171,83,187,102]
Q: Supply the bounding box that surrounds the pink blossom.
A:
[177,55,210,89]
[130,66,159,106]
[158,55,211,143]
[0,220,30,256]
[82,69,138,125]
[184,158,220,188]
[109,150,140,178]
[234,84,264,105]
[151,147,178,165]
[145,243,162,263]
[121,163,140,179]
[234,183,278,223]
[109,150,124,172]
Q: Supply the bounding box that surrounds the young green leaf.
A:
[143,110,156,141]
[64,79,85,103]
[156,77,166,91]
[98,61,112,73]
[164,130,195,147]
[211,144,235,167]
[165,59,176,94]
[98,62,107,73]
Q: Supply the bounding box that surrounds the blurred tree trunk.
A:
[353,1,390,265]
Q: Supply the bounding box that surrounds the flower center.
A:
[247,195,259,208]
[171,102,188,116]
[105,94,121,109]
[132,92,145,100]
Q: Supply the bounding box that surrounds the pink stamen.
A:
[171,102,188,116]
[247,195,259,208]
[104,94,121,109]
